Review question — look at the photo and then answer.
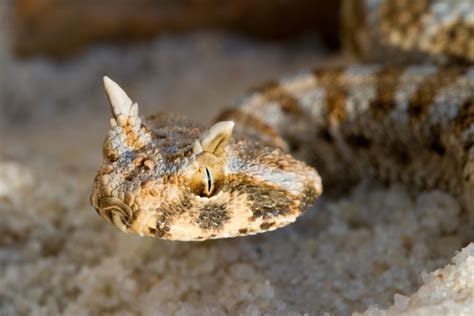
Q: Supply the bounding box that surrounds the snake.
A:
[90,0,474,241]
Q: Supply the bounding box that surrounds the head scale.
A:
[91,77,322,240]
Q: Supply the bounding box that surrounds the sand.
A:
[1,3,473,315]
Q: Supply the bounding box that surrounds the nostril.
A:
[106,209,130,232]
[98,196,133,222]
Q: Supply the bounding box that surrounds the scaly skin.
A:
[91,78,321,240]
[220,65,474,217]
[91,0,474,240]
[343,0,474,64]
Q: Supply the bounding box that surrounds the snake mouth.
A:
[97,196,133,232]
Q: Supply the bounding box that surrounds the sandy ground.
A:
[1,3,474,315]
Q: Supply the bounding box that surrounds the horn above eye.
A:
[103,76,137,119]
[101,76,152,156]
[195,121,234,156]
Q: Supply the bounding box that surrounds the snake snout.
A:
[97,196,133,231]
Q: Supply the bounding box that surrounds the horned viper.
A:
[91,0,474,241]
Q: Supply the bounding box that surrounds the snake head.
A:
[91,77,322,240]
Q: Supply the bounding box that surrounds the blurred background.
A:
[1,0,342,129]
[2,1,470,315]
[1,0,345,177]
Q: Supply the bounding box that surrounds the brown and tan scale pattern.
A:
[343,0,474,63]
[91,80,322,240]
[230,64,474,218]
[92,0,474,240]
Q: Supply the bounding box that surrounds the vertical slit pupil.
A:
[205,167,212,193]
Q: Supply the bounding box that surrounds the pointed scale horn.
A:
[103,76,139,123]
[199,121,234,156]
[102,76,151,157]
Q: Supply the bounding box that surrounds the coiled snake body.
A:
[91,0,474,241]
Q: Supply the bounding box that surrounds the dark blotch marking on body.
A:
[155,214,171,238]
[260,222,275,230]
[370,67,404,119]
[227,175,294,220]
[409,67,466,123]
[430,138,446,156]
[454,99,474,140]
[197,203,230,230]
[146,227,157,235]
[346,134,372,149]
[256,81,304,116]
[312,67,348,123]
[392,147,411,166]
[299,184,321,209]
[152,195,192,237]
[319,128,333,142]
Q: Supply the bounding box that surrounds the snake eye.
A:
[205,167,212,194]
[190,165,224,197]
